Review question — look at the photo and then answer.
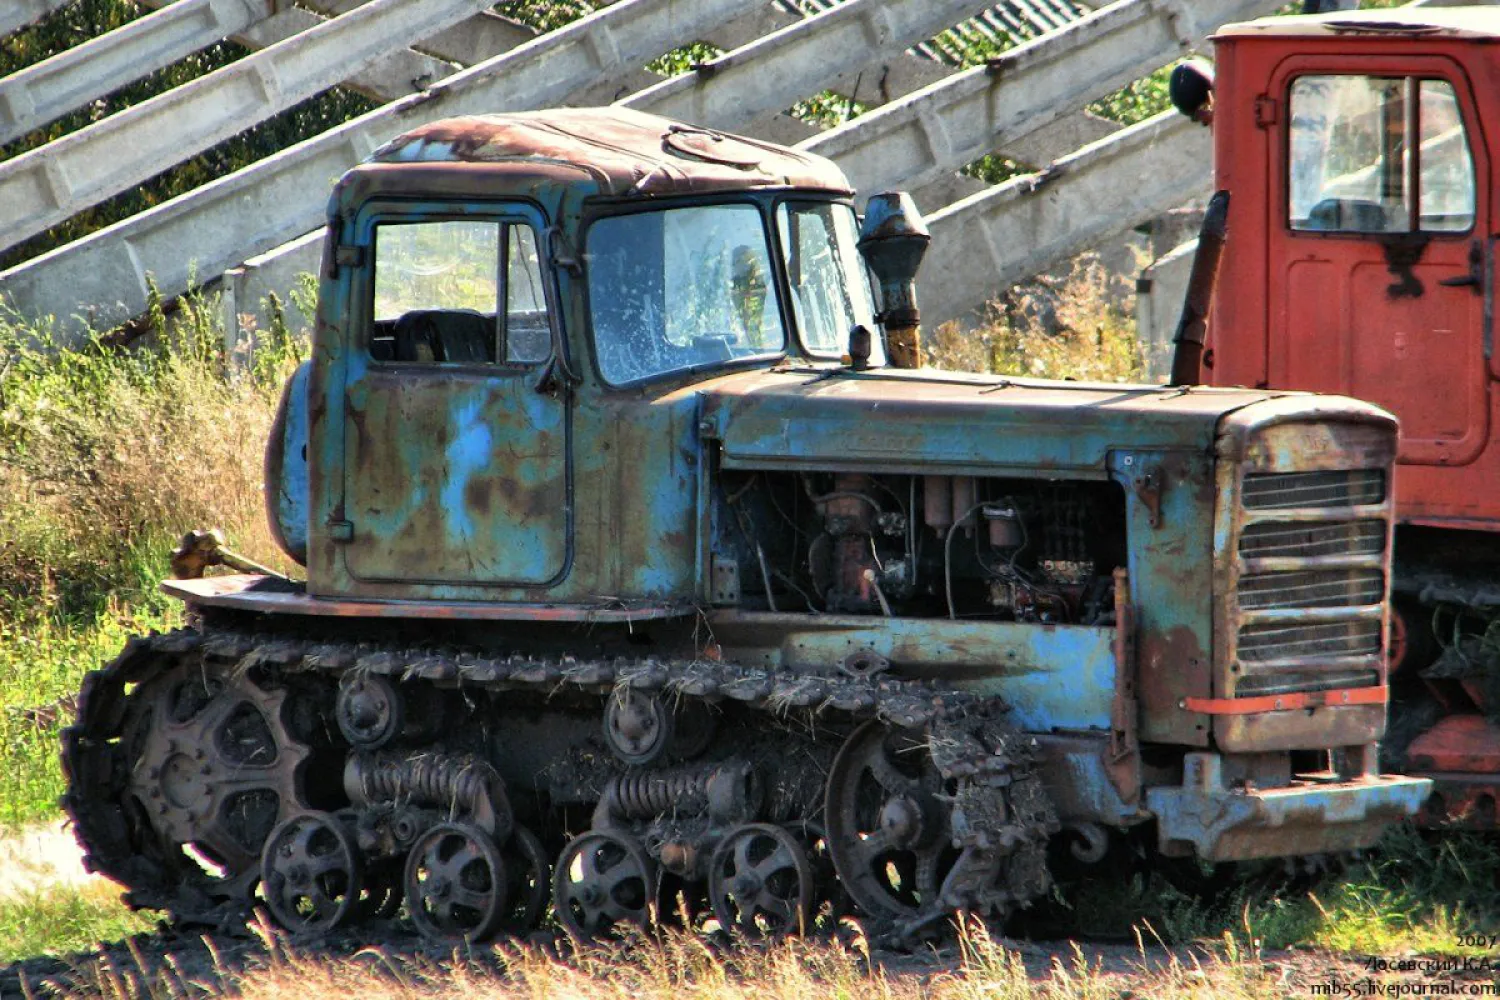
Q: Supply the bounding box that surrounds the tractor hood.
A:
[694,366,1393,477]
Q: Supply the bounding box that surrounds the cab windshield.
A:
[777,201,882,364]
[587,204,785,386]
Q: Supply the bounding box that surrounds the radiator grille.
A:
[1243,469,1385,510]
[1232,469,1388,693]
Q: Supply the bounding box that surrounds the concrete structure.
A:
[802,0,1283,201]
[921,112,1211,327]
[0,0,73,39]
[0,0,504,251]
[0,0,278,146]
[622,0,996,138]
[0,0,754,334]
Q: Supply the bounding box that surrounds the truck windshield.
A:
[776,201,882,362]
[587,204,785,385]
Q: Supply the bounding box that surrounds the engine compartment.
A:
[713,468,1129,625]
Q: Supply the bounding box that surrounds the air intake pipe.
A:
[859,191,930,369]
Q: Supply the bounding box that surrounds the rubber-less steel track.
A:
[62,626,1058,933]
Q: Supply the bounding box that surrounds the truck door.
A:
[1267,61,1490,466]
[340,205,570,587]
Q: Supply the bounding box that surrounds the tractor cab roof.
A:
[350,107,853,202]
[1219,8,1500,42]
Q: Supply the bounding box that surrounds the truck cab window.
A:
[777,201,881,362]
[369,219,551,364]
[587,204,785,386]
[1289,75,1475,234]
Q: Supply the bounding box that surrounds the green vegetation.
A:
[0,882,156,964]
[0,292,301,829]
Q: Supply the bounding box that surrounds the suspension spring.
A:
[344,751,512,839]
[594,759,760,829]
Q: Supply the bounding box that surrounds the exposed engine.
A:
[715,470,1126,625]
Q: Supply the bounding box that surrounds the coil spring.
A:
[344,751,510,837]
[600,759,758,824]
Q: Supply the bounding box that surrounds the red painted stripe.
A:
[1182,686,1387,715]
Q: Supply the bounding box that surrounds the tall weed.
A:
[926,255,1144,382]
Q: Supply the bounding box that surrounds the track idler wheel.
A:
[403,822,508,942]
[708,823,814,937]
[553,830,655,939]
[824,720,954,921]
[260,811,363,939]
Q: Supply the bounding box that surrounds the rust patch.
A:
[1138,624,1211,746]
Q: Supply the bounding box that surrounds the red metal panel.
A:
[1406,713,1500,774]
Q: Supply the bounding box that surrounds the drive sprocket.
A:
[63,631,311,923]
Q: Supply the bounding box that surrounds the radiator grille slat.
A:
[1238,619,1383,662]
[1236,668,1382,696]
[1243,469,1386,510]
[1239,520,1384,559]
[1237,568,1384,610]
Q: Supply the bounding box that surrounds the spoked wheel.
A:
[501,824,550,934]
[553,830,655,939]
[708,823,814,937]
[403,822,508,942]
[260,812,362,939]
[785,819,849,925]
[825,720,955,921]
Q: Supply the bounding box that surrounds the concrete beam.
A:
[219,0,992,324]
[920,112,1211,327]
[303,0,538,67]
[0,0,276,146]
[0,0,75,38]
[129,0,457,105]
[0,0,752,336]
[622,0,996,133]
[1135,237,1196,380]
[800,0,1284,199]
[0,0,505,253]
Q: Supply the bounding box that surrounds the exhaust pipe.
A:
[1168,189,1230,387]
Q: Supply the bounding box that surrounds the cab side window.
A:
[369,219,551,364]
[1288,75,1476,234]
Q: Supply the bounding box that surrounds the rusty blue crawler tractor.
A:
[60,108,1428,943]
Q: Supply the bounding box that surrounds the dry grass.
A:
[926,255,1145,383]
[0,291,297,616]
[18,919,1298,1000]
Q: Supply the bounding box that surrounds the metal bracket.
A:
[328,519,354,543]
[1133,471,1164,529]
[1254,95,1278,128]
[710,556,740,606]
[333,244,365,272]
